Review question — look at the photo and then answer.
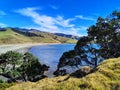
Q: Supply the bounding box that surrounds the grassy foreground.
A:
[6,57,120,90]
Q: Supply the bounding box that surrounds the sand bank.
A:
[0,43,59,54]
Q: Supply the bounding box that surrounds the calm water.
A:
[29,44,75,76]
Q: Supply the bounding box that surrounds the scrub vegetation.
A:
[7,58,120,90]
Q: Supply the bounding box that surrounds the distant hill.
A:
[54,33,80,40]
[0,28,77,44]
[7,57,120,90]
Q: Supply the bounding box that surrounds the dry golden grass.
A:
[6,57,120,90]
[0,28,77,44]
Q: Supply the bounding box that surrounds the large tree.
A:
[54,11,120,76]
[87,11,120,59]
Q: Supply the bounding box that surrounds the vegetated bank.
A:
[0,51,50,90]
[7,57,120,90]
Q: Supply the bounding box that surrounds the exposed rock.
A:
[70,66,92,78]
[53,69,68,76]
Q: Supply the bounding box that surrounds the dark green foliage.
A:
[0,79,5,83]
[62,50,77,59]
[0,51,23,74]
[5,51,23,70]
[17,52,49,81]
[55,11,120,76]
[0,51,49,82]
[57,50,78,68]
[87,11,120,59]
[54,50,79,76]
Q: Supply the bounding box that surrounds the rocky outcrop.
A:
[70,66,92,78]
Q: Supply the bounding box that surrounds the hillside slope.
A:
[54,33,80,40]
[0,28,77,44]
[7,58,120,90]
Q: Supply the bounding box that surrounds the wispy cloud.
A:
[0,23,7,27]
[0,10,6,15]
[75,15,95,21]
[49,5,58,10]
[55,16,75,27]
[78,26,88,30]
[15,7,88,36]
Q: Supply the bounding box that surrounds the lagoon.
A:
[29,44,75,76]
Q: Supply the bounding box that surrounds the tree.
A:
[17,52,49,82]
[0,51,23,74]
[6,51,23,71]
[0,51,23,81]
[75,36,102,67]
[0,53,8,73]
[57,50,78,69]
[87,11,120,59]
[54,50,78,76]
[0,51,49,82]
[55,11,120,76]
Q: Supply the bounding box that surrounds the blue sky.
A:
[0,0,120,36]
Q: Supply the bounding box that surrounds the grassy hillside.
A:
[7,57,120,90]
[0,28,77,44]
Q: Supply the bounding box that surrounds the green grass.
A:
[0,28,77,44]
[6,57,120,90]
[0,83,14,90]
[0,28,32,44]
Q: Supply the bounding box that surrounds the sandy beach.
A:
[0,43,59,54]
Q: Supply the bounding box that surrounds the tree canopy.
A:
[54,11,120,76]
[0,51,49,82]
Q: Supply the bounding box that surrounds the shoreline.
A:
[0,43,75,77]
[0,43,61,54]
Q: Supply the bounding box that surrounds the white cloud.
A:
[0,23,7,27]
[0,10,6,15]
[75,15,95,21]
[65,27,88,37]
[55,16,75,27]
[15,7,88,36]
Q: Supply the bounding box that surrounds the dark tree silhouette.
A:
[54,11,120,76]
[17,52,49,82]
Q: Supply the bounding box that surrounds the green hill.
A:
[6,57,120,90]
[0,28,77,44]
